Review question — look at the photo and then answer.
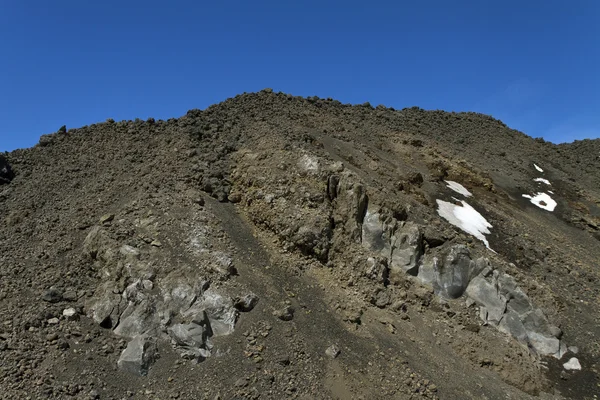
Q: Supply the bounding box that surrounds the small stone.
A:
[563,357,581,371]
[42,288,63,303]
[228,193,242,203]
[142,280,153,290]
[150,240,162,247]
[325,345,340,359]
[63,308,79,321]
[100,214,115,224]
[234,294,259,312]
[234,378,248,388]
[46,333,59,341]
[276,355,290,365]
[568,346,579,354]
[273,306,294,321]
[47,318,60,325]
[57,339,70,350]
[89,389,100,399]
[62,290,78,302]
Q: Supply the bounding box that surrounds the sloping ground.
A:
[0,90,599,399]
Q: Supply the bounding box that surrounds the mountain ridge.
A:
[0,89,598,399]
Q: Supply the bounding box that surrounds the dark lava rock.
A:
[42,288,63,303]
[0,154,14,184]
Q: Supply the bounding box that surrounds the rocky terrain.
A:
[0,89,599,399]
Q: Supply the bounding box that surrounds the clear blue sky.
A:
[1,1,599,151]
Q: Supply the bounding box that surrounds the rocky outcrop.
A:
[361,208,422,283]
[417,245,485,299]
[82,226,246,375]
[0,154,14,184]
[416,244,564,357]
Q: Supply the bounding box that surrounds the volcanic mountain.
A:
[0,90,598,399]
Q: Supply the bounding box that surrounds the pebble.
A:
[63,308,79,321]
[325,345,341,359]
[273,306,294,321]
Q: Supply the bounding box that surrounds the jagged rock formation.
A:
[0,90,599,399]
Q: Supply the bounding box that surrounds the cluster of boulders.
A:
[82,225,257,375]
[326,169,567,359]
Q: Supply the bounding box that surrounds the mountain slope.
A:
[0,90,598,399]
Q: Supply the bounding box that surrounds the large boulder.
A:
[0,154,14,184]
[418,245,485,299]
[362,208,422,282]
[117,335,157,376]
[465,267,563,357]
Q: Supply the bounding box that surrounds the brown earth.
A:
[0,90,599,399]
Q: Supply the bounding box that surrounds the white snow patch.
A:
[445,181,472,197]
[436,199,493,250]
[534,178,551,185]
[563,357,581,371]
[548,190,554,194]
[534,164,544,172]
[522,192,557,212]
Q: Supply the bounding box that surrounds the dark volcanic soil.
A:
[0,90,599,399]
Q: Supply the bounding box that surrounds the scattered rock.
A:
[234,294,259,312]
[228,192,242,203]
[234,377,249,388]
[325,345,341,359]
[42,288,63,303]
[273,306,294,321]
[63,308,79,321]
[563,357,581,371]
[99,213,115,224]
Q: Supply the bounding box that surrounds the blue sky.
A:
[1,1,598,151]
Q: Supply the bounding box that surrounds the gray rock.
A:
[273,306,294,321]
[498,310,528,343]
[113,299,159,339]
[325,345,341,359]
[465,275,507,324]
[117,335,157,376]
[563,357,581,371]
[365,257,389,284]
[528,331,560,356]
[418,246,483,299]
[62,290,78,302]
[62,308,79,321]
[184,291,238,337]
[99,213,115,224]
[83,226,117,264]
[234,293,259,312]
[42,288,63,303]
[362,209,422,282]
[389,222,422,277]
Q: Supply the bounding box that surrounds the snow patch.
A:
[522,193,557,212]
[534,178,551,185]
[534,164,544,172]
[436,199,493,250]
[445,181,472,197]
[563,357,581,371]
